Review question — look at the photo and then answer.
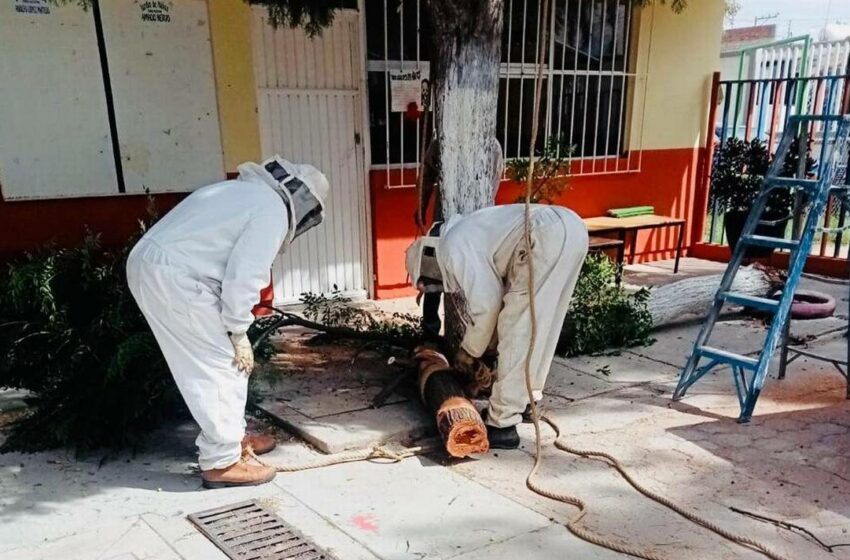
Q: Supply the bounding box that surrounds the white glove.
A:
[228,332,254,376]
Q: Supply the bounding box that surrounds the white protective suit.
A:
[429,205,588,428]
[127,157,328,470]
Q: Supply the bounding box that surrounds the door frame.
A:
[356,0,376,300]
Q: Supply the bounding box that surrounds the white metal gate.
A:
[252,9,370,304]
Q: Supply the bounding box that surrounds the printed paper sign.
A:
[140,1,171,23]
[390,69,429,112]
[15,0,50,15]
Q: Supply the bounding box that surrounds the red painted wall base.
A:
[370,147,702,299]
[0,192,185,262]
[690,242,850,278]
[2,148,710,300]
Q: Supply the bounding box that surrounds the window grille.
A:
[364,0,649,184]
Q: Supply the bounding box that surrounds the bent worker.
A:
[127,156,329,488]
[414,137,504,340]
[406,204,588,449]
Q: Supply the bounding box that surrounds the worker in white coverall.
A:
[406,204,588,449]
[127,156,329,488]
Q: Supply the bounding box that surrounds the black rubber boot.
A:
[486,424,520,450]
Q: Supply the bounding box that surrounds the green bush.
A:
[710,137,815,218]
[558,253,654,357]
[0,232,183,451]
[0,230,284,452]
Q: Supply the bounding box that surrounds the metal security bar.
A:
[704,72,850,258]
[364,0,647,187]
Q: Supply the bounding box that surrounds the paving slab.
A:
[143,492,381,560]
[450,524,626,560]
[660,349,850,427]
[142,513,228,560]
[544,359,616,401]
[253,330,432,455]
[262,496,382,560]
[0,517,181,560]
[0,421,300,553]
[630,318,768,368]
[255,398,433,454]
[255,331,411,419]
[276,457,552,560]
[559,351,681,385]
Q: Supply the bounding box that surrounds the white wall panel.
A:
[101,0,224,194]
[0,2,118,199]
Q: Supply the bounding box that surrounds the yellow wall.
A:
[208,0,261,171]
[632,0,725,151]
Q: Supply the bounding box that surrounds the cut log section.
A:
[414,347,489,458]
[647,265,783,328]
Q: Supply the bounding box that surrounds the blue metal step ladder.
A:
[674,115,850,422]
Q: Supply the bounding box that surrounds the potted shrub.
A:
[710,138,792,257]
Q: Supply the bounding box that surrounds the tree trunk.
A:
[648,265,782,328]
[428,0,505,356]
[429,0,504,217]
[414,347,489,458]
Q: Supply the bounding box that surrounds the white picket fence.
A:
[747,38,850,80]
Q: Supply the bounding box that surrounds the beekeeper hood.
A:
[237,156,330,244]
[405,215,460,293]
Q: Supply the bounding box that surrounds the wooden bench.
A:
[584,214,686,273]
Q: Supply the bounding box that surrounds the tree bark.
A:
[428,0,505,357]
[429,0,504,218]
[648,265,782,328]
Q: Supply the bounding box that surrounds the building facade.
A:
[0,0,725,302]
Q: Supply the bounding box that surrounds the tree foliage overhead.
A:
[49,0,696,36]
[246,0,351,35]
[250,0,690,36]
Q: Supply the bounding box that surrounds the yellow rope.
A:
[246,444,434,473]
[539,416,789,560]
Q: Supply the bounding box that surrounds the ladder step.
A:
[720,292,780,312]
[767,177,818,191]
[741,234,799,250]
[698,346,759,370]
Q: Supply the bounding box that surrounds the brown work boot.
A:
[242,433,277,455]
[202,459,276,489]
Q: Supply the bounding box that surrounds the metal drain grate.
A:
[188,500,336,560]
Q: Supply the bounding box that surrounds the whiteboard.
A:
[101,0,224,194]
[0,2,119,200]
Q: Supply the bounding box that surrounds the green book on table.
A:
[607,206,654,218]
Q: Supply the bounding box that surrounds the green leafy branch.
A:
[508,135,574,205]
